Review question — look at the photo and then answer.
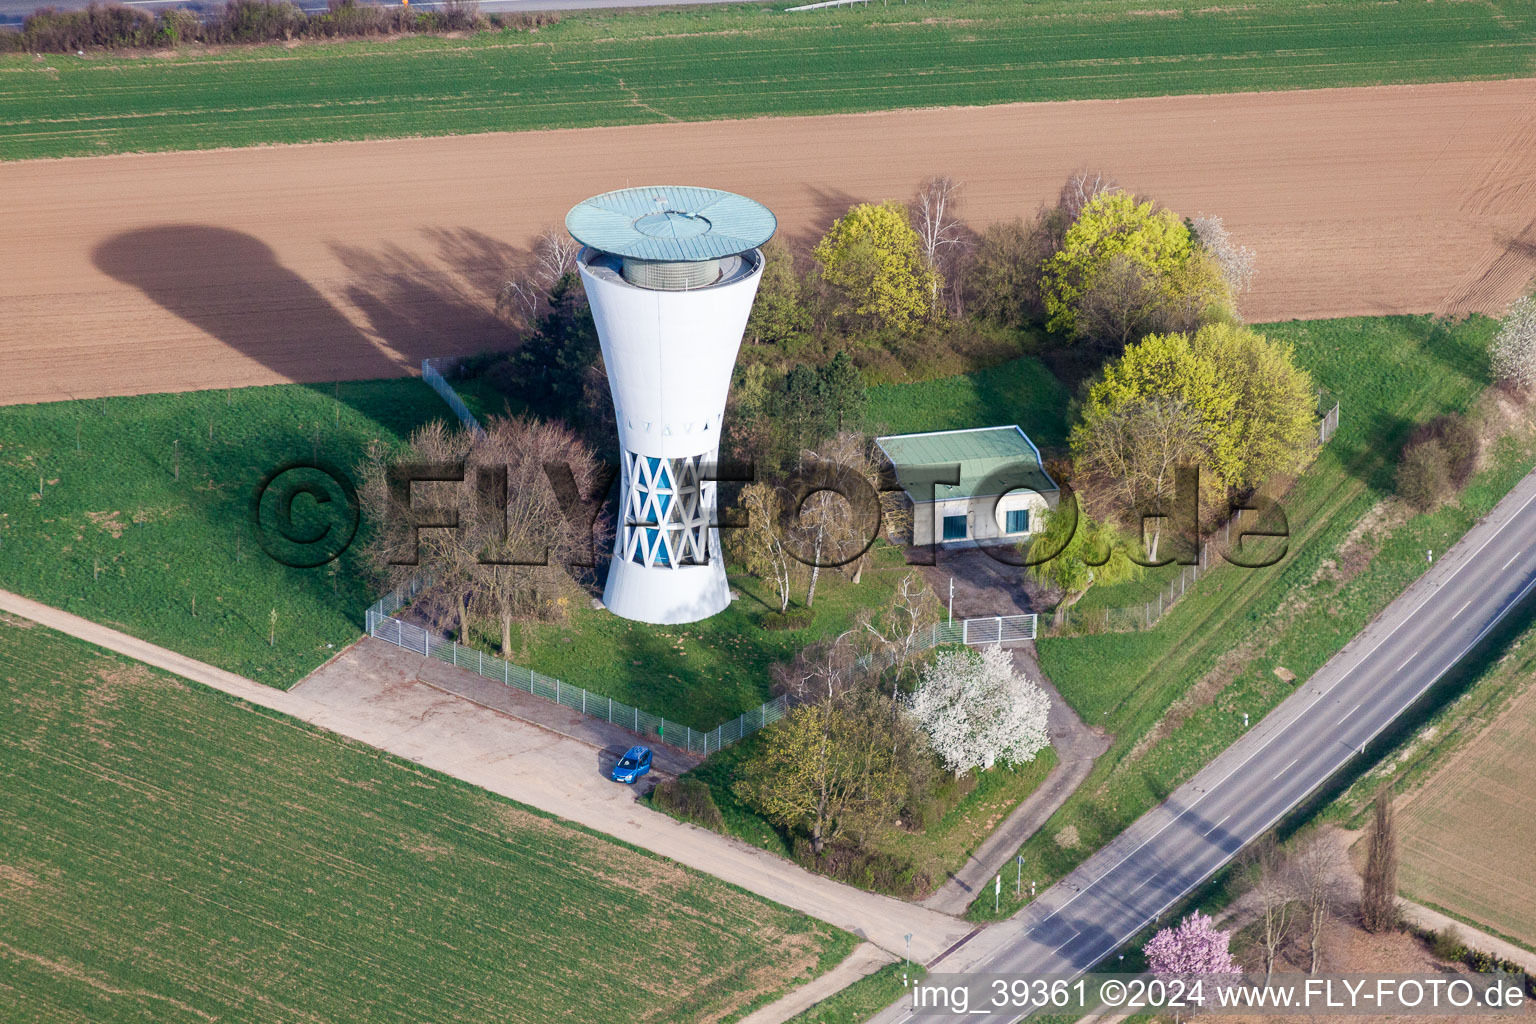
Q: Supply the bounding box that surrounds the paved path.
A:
[869,466,1536,1023]
[0,591,971,962]
[1399,899,1536,974]
[922,649,1107,915]
[737,942,897,1024]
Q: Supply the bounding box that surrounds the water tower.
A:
[566,186,776,625]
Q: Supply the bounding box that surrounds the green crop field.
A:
[975,314,1536,920]
[4,0,1535,159]
[0,379,452,687]
[0,617,852,1022]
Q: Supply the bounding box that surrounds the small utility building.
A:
[876,426,1060,547]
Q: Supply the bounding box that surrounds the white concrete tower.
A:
[566,186,776,625]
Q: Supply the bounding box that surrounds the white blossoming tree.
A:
[909,646,1051,776]
[1491,295,1536,391]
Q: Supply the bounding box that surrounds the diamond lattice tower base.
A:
[567,186,776,625]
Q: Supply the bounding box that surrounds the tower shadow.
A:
[94,225,410,386]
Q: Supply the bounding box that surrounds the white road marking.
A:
[1272,758,1299,780]
[1050,930,1081,956]
[972,482,1536,1002]
[1398,651,1419,671]
[1203,813,1232,837]
[1504,551,1523,570]
[1452,599,1472,619]
[1336,704,1360,724]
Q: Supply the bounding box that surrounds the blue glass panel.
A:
[656,492,672,518]
[942,514,968,541]
[656,461,673,490]
[646,456,661,477]
[1005,509,1030,534]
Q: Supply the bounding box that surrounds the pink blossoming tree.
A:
[1144,911,1239,976]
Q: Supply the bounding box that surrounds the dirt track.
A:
[4,79,1536,406]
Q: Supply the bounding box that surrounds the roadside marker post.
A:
[995,874,1001,913]
[1016,855,1023,897]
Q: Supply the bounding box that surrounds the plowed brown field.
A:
[4,79,1536,406]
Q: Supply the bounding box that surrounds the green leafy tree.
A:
[1083,324,1316,493]
[745,239,810,346]
[1189,322,1317,488]
[765,363,835,469]
[818,350,866,432]
[1042,191,1195,342]
[488,271,600,425]
[967,217,1054,327]
[1026,507,1143,620]
[735,689,906,855]
[813,201,939,334]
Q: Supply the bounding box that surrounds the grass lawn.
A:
[678,721,1058,898]
[488,542,922,730]
[863,354,1071,450]
[0,616,853,1023]
[783,961,925,1024]
[974,315,1533,920]
[2,0,1533,158]
[0,379,452,687]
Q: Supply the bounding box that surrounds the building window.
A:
[1005,508,1030,535]
[942,514,968,541]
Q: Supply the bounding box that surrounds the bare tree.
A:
[911,175,967,314]
[495,225,584,331]
[794,432,883,605]
[771,628,864,704]
[357,416,605,656]
[1071,396,1212,562]
[1075,252,1166,350]
[468,416,605,657]
[729,481,798,613]
[1290,829,1347,973]
[1058,169,1117,223]
[1242,835,1300,985]
[1360,787,1400,933]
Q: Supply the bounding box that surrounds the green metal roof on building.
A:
[875,426,1058,502]
[566,186,777,262]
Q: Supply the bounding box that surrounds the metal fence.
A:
[364,574,1036,755]
[422,357,483,434]
[378,357,1039,752]
[1319,400,1341,444]
[365,580,755,755]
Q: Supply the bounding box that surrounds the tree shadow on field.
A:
[793,185,866,252]
[329,228,521,363]
[93,225,410,386]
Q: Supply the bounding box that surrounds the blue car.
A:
[610,745,653,784]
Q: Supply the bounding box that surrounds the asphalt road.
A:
[0,0,768,26]
[872,467,1536,1023]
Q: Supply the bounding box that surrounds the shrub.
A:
[10,0,500,52]
[1397,439,1451,511]
[650,778,724,829]
[1409,412,1479,487]
[790,839,931,899]
[761,608,813,631]
[1429,924,1466,962]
